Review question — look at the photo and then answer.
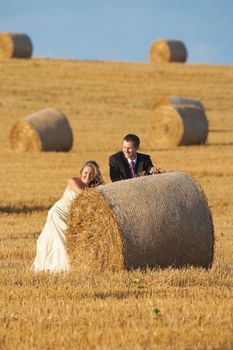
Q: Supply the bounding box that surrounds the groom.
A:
[109,134,161,182]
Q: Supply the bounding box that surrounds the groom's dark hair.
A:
[123,134,140,149]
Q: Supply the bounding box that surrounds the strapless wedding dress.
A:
[31,188,76,272]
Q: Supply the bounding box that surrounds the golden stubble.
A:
[0,58,233,349]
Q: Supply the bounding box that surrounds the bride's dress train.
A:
[31,188,76,272]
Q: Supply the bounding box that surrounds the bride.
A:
[31,160,104,272]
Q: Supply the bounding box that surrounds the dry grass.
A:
[0,58,233,349]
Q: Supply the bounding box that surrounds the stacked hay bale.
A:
[67,173,214,272]
[0,33,33,59]
[149,39,187,63]
[148,96,208,147]
[153,96,204,110]
[10,108,73,152]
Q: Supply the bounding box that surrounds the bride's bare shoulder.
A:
[67,177,86,194]
[70,176,82,185]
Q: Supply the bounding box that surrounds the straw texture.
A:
[67,173,214,271]
[10,108,73,152]
[149,39,187,63]
[148,103,208,147]
[153,96,205,111]
[67,189,124,273]
[0,33,33,59]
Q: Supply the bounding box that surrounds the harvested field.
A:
[0,58,233,349]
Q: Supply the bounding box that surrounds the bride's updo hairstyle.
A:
[80,160,105,188]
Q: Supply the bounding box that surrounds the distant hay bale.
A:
[148,102,208,147]
[0,33,33,59]
[67,173,214,272]
[153,96,205,111]
[10,108,73,152]
[149,39,187,63]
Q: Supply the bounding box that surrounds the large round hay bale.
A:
[148,104,208,147]
[149,39,187,63]
[67,173,214,272]
[0,33,33,59]
[10,108,73,152]
[153,96,205,111]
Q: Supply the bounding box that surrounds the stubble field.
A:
[0,58,233,349]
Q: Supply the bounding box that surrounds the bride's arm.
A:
[67,177,87,195]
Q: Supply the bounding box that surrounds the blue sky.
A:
[0,0,233,64]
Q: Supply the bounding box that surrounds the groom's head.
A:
[122,134,140,160]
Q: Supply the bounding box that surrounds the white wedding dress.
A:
[31,188,77,272]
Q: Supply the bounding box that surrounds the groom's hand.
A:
[150,166,161,174]
[138,171,147,177]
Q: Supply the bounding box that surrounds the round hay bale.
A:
[10,108,73,152]
[148,104,208,147]
[149,39,187,63]
[153,96,205,111]
[0,33,33,59]
[67,173,214,272]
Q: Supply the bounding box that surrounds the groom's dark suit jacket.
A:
[109,151,154,182]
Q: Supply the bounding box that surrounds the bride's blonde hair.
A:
[80,160,105,188]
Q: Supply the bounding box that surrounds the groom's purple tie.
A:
[129,161,136,178]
